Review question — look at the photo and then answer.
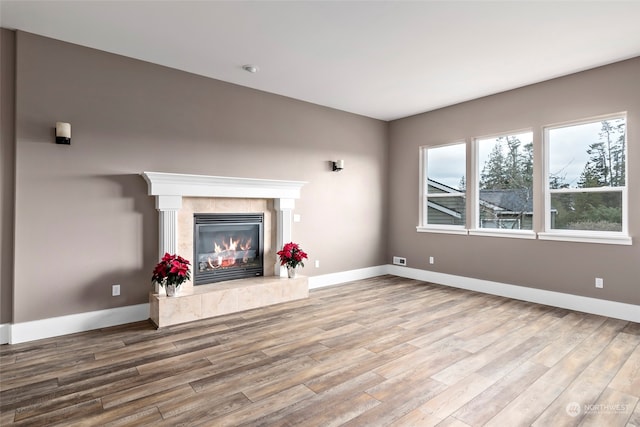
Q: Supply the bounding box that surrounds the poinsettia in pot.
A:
[151,253,191,297]
[277,242,308,278]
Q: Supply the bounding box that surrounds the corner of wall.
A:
[0,28,17,325]
[0,323,10,344]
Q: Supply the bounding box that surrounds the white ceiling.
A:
[2,1,640,121]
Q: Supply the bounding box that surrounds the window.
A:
[542,114,629,244]
[475,131,534,232]
[416,113,630,245]
[419,142,467,234]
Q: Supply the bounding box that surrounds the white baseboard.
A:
[6,303,150,344]
[308,265,388,289]
[4,265,385,344]
[3,265,637,345]
[387,265,640,323]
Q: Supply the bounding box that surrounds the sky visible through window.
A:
[427,119,622,191]
[548,121,610,188]
[477,131,533,174]
[427,143,465,190]
[478,132,532,160]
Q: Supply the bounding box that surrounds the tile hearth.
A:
[150,275,309,327]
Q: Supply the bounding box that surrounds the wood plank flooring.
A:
[1,275,639,426]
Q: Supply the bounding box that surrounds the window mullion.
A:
[469,137,478,230]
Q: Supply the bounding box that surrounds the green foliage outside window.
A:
[548,118,626,231]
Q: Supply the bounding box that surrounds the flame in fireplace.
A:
[240,238,252,262]
[207,236,253,269]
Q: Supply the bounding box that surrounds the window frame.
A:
[469,129,537,240]
[540,113,631,245]
[417,142,468,235]
[416,113,631,246]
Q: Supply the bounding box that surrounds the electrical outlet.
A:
[595,278,603,289]
[293,214,301,222]
[393,256,407,266]
[429,256,434,265]
[315,260,320,268]
[112,284,121,296]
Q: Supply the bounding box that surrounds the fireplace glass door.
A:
[194,213,264,285]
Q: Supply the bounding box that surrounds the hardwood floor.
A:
[1,275,639,426]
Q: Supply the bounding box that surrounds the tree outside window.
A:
[477,132,534,230]
[546,116,626,232]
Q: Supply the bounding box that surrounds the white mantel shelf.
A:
[142,171,307,200]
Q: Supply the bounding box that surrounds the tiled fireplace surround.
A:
[142,172,309,327]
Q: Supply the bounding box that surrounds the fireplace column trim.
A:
[156,195,182,257]
[275,198,295,277]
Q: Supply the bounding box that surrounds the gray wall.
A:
[4,29,639,326]
[1,29,16,324]
[388,57,640,306]
[9,31,388,323]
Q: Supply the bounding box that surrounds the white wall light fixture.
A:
[55,122,71,145]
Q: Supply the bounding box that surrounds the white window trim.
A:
[538,231,632,245]
[471,129,536,237]
[417,225,468,235]
[549,186,624,194]
[469,229,537,239]
[416,113,631,246]
[469,138,479,232]
[543,113,630,244]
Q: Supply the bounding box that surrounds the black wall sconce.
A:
[332,159,344,172]
[55,122,71,145]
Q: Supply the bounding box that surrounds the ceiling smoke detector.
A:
[242,64,259,73]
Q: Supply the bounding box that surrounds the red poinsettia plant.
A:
[277,242,308,269]
[151,253,191,288]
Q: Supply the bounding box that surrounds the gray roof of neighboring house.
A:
[479,189,533,214]
[426,179,557,220]
[427,179,533,215]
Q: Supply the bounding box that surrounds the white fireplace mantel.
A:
[141,171,307,277]
[142,171,306,201]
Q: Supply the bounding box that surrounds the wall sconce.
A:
[55,122,71,145]
[332,159,344,172]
